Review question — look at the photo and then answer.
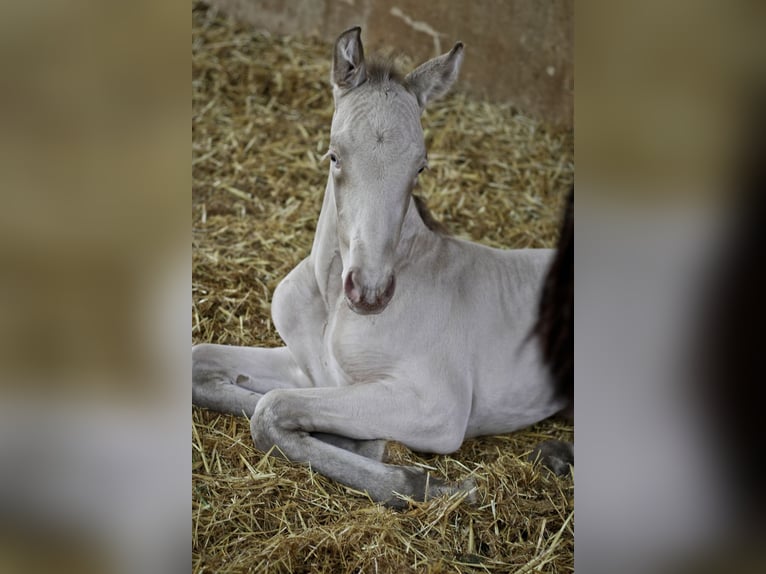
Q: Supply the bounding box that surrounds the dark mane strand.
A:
[413,195,450,235]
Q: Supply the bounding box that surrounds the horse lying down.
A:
[193,27,573,508]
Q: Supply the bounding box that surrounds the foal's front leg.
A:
[192,344,311,417]
[192,344,388,460]
[250,381,474,507]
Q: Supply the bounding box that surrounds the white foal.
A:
[193,27,568,507]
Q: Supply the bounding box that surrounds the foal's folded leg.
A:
[192,344,387,459]
[250,382,475,507]
[310,433,388,462]
[192,343,311,418]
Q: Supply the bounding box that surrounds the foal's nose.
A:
[343,268,396,314]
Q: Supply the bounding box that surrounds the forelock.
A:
[365,56,405,87]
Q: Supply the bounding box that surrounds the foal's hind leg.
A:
[528,440,573,476]
[192,344,311,418]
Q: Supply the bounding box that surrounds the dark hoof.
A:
[528,440,573,476]
[383,467,476,509]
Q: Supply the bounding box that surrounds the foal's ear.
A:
[332,26,367,94]
[405,42,464,111]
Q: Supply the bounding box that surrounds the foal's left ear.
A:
[332,26,367,94]
[405,42,464,111]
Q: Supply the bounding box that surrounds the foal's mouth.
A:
[344,273,396,315]
[345,296,390,315]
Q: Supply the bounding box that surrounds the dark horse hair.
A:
[697,93,766,531]
[534,186,574,409]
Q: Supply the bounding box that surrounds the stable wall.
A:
[206,0,573,128]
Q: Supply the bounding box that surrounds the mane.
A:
[413,195,449,235]
[365,55,406,87]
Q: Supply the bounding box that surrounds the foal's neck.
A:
[397,195,438,262]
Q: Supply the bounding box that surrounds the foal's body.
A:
[193,28,567,506]
[273,188,560,444]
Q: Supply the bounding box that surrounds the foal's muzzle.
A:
[343,268,396,315]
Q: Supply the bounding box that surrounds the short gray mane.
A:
[365,56,405,87]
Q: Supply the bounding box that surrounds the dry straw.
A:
[193,2,574,572]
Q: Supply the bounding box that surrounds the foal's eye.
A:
[324,150,340,167]
[417,164,428,175]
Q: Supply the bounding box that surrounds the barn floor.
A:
[192,1,574,572]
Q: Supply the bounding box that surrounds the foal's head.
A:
[327,27,463,315]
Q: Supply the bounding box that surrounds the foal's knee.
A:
[192,344,221,403]
[192,343,220,383]
[250,389,294,453]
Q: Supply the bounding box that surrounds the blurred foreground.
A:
[576,1,766,572]
[0,1,189,572]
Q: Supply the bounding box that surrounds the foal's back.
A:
[368,230,561,436]
[433,239,562,436]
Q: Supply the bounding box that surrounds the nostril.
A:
[344,269,362,303]
[344,269,395,312]
[382,275,396,301]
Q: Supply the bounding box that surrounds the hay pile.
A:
[193,2,574,572]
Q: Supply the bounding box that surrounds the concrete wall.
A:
[207,0,573,128]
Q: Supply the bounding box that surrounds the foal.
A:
[193,27,569,507]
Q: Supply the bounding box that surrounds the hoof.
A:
[383,466,476,508]
[528,439,573,476]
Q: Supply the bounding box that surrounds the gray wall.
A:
[206,0,573,128]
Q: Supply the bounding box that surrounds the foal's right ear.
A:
[332,26,367,94]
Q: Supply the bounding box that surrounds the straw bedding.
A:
[192,2,574,571]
